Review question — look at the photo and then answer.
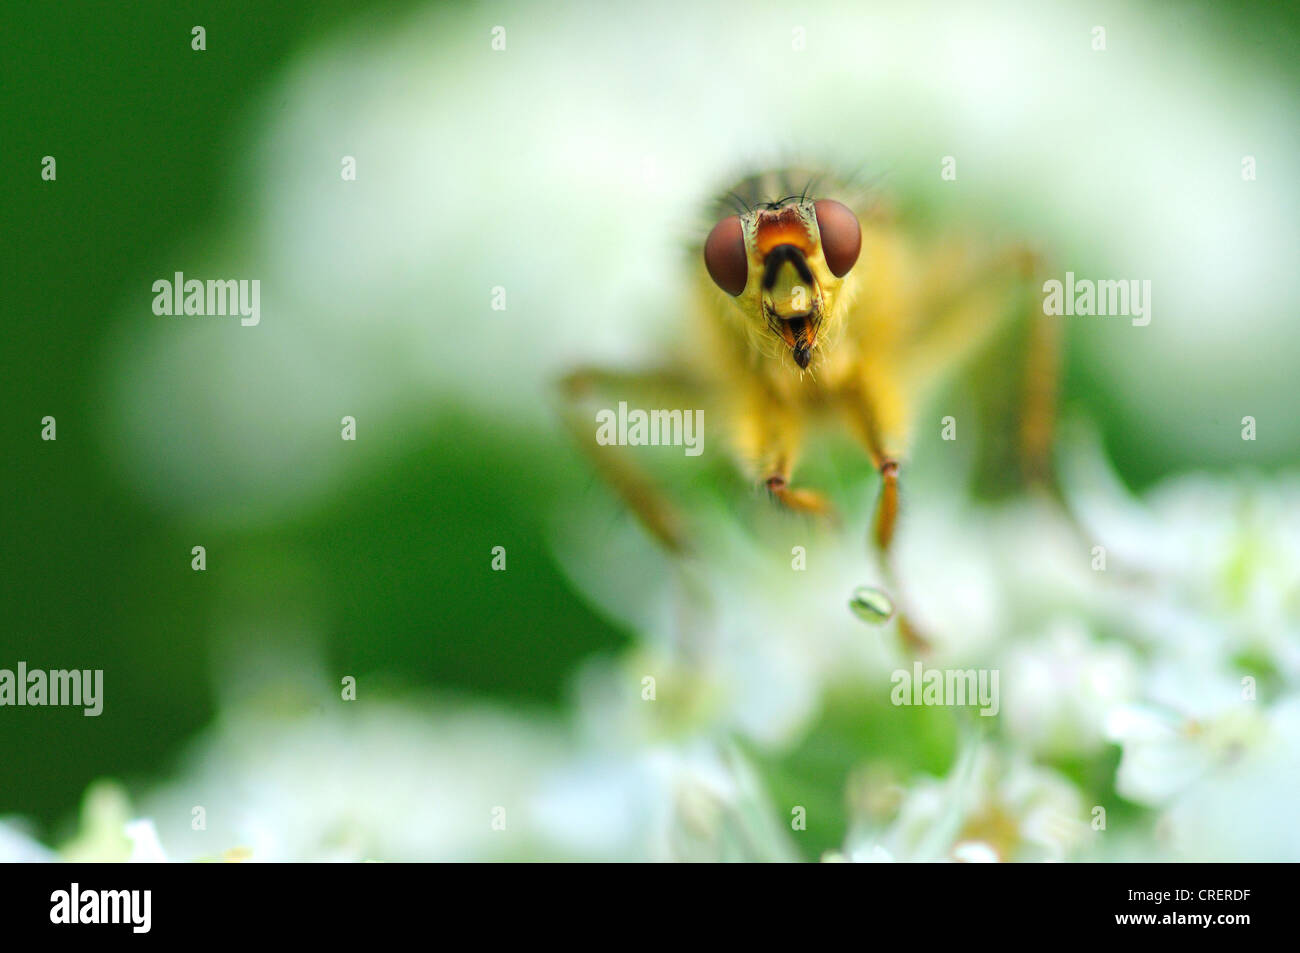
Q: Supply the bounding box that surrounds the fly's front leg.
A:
[842,382,931,653]
[871,456,930,653]
[765,474,834,515]
[732,390,833,517]
[839,376,905,555]
[872,459,900,553]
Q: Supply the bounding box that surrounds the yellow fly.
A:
[563,167,1060,648]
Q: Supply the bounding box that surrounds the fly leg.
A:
[558,365,703,555]
[764,471,834,516]
[843,382,931,653]
[732,390,834,518]
[869,458,930,653]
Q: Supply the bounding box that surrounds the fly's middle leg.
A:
[558,365,702,555]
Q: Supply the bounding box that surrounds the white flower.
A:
[1063,432,1300,682]
[845,745,1090,863]
[0,820,57,863]
[1106,695,1300,860]
[550,496,900,747]
[139,701,568,862]
[533,738,798,862]
[1000,619,1139,756]
[125,820,169,863]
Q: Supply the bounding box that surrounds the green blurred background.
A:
[2,1,634,831]
[2,0,1297,847]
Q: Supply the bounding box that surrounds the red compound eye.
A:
[813,199,862,277]
[704,215,748,296]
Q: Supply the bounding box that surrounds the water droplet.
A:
[849,585,894,624]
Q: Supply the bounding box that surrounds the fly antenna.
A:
[725,190,752,215]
